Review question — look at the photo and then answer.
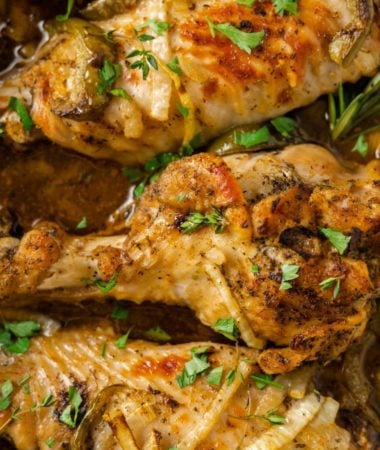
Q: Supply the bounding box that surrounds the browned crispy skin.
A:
[0,146,379,373]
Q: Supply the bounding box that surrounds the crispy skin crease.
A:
[0,1,379,163]
[0,145,379,373]
[0,319,351,449]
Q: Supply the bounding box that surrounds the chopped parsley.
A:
[97,60,124,96]
[225,368,236,386]
[180,208,227,234]
[38,393,55,408]
[110,88,131,99]
[126,49,158,80]
[320,276,341,299]
[177,103,189,118]
[104,29,116,43]
[8,97,33,132]
[273,0,299,16]
[176,346,211,388]
[100,342,107,358]
[212,318,239,341]
[166,56,183,75]
[237,0,256,6]
[280,264,299,291]
[46,437,55,448]
[251,373,284,390]
[234,126,271,148]
[59,386,83,428]
[207,366,224,386]
[144,326,171,342]
[115,328,132,349]
[111,306,129,320]
[56,0,74,21]
[75,217,87,230]
[319,227,351,255]
[207,18,265,54]
[136,33,155,42]
[352,133,368,157]
[0,380,13,411]
[251,264,260,274]
[270,116,297,137]
[137,19,171,36]
[84,272,119,294]
[0,320,41,354]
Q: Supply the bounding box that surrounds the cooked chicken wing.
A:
[0,317,351,449]
[0,0,379,163]
[0,145,379,373]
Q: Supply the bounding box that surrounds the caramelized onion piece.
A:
[329,0,374,66]
[80,0,137,21]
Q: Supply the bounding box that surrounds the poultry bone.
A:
[0,316,351,450]
[0,0,379,163]
[0,144,379,373]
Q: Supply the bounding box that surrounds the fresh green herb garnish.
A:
[115,328,132,349]
[226,368,236,386]
[39,393,55,408]
[280,264,299,291]
[8,97,33,132]
[75,217,87,230]
[177,103,189,118]
[180,208,227,234]
[144,326,171,342]
[18,374,30,387]
[104,29,116,43]
[0,124,5,137]
[206,18,265,54]
[352,133,368,157]
[319,227,351,255]
[126,49,158,80]
[166,56,183,75]
[273,0,299,16]
[100,342,107,358]
[328,72,380,141]
[212,318,239,341]
[122,167,145,183]
[59,386,83,428]
[111,306,129,320]
[251,373,284,390]
[137,19,171,36]
[84,272,119,294]
[237,0,256,6]
[136,33,155,42]
[270,116,297,137]
[251,264,260,274]
[0,380,13,411]
[207,366,224,386]
[56,0,74,21]
[97,60,122,95]
[320,277,341,299]
[232,408,286,425]
[0,320,41,355]
[46,437,55,448]
[176,346,211,388]
[234,126,271,148]
[110,88,130,99]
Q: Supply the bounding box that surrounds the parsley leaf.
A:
[137,19,171,36]
[251,373,284,390]
[115,328,132,349]
[273,0,299,16]
[352,133,368,157]
[110,88,130,99]
[320,277,341,299]
[280,264,299,290]
[177,103,189,118]
[207,366,224,386]
[136,33,155,42]
[46,437,55,448]
[207,18,265,54]
[59,386,83,428]
[212,318,239,341]
[4,320,41,338]
[251,264,260,274]
[237,0,256,6]
[226,368,236,386]
[40,393,55,407]
[176,346,211,388]
[144,326,171,342]
[0,380,13,411]
[84,272,119,294]
[270,116,297,137]
[166,56,183,75]
[180,208,227,234]
[234,126,271,147]
[97,60,122,95]
[126,49,158,80]
[319,227,351,255]
[263,408,286,425]
[111,306,129,320]
[75,217,87,230]
[104,29,116,43]
[8,97,33,132]
[56,0,74,22]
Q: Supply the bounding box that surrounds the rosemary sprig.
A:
[328,71,380,141]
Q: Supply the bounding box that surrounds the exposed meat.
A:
[0,145,379,373]
[0,318,350,449]
[0,0,379,163]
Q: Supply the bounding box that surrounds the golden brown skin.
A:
[0,145,378,374]
[0,0,379,163]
